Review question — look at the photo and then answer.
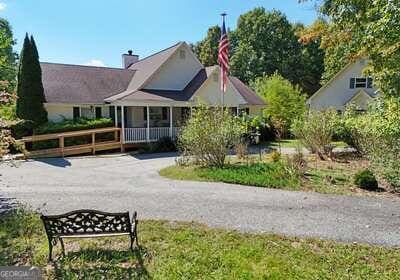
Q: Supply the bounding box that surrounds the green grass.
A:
[160,162,301,190]
[262,139,348,149]
[1,209,400,279]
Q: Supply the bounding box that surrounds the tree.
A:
[305,0,400,96]
[230,8,303,86]
[254,73,306,134]
[0,18,17,91]
[16,34,47,127]
[193,26,221,66]
[295,20,325,95]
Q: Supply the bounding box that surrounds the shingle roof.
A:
[41,43,265,106]
[229,76,265,105]
[109,68,207,102]
[41,62,135,104]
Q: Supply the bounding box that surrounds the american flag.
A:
[218,14,229,93]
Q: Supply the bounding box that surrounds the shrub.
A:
[254,73,307,135]
[286,149,307,176]
[270,150,281,162]
[26,118,113,150]
[354,169,378,191]
[178,104,246,167]
[344,98,400,191]
[291,110,339,160]
[141,137,177,153]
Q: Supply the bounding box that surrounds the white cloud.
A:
[84,59,106,67]
[0,2,7,11]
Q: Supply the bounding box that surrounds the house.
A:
[307,58,378,111]
[41,42,265,144]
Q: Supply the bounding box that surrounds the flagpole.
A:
[220,12,227,111]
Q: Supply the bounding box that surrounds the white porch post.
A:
[146,105,150,142]
[236,106,240,116]
[169,106,173,138]
[121,105,125,144]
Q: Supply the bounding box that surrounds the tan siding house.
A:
[41,42,265,144]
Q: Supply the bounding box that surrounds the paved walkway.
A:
[0,153,399,247]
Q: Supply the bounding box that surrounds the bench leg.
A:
[59,238,66,257]
[48,239,53,262]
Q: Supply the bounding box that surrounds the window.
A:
[350,77,373,89]
[179,49,186,59]
[73,107,80,119]
[162,107,168,120]
[143,107,147,121]
[81,107,94,119]
[95,107,102,119]
[109,106,115,123]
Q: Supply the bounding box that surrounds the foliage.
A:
[291,110,339,160]
[305,0,400,96]
[254,73,307,134]
[230,8,303,86]
[192,25,220,66]
[270,150,281,163]
[34,118,113,135]
[341,98,400,191]
[3,209,400,279]
[16,34,47,128]
[295,20,326,95]
[178,104,246,167]
[286,149,308,176]
[0,18,17,91]
[140,136,177,153]
[162,162,301,189]
[354,169,378,191]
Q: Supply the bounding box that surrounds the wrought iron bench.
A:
[40,209,138,261]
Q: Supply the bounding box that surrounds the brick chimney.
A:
[122,50,139,68]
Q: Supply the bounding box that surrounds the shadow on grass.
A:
[53,246,150,279]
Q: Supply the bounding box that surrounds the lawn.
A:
[1,209,400,279]
[160,155,394,196]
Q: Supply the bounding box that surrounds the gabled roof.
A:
[229,76,265,105]
[41,62,135,104]
[42,42,265,106]
[307,58,369,104]
[345,89,373,105]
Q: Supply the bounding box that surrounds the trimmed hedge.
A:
[30,118,114,151]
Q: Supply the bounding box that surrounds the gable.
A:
[143,43,203,91]
[191,67,247,106]
[308,58,376,110]
[346,90,373,110]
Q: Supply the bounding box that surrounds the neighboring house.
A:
[41,42,265,144]
[307,58,378,111]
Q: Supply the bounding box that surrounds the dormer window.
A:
[350,77,373,89]
[179,50,186,59]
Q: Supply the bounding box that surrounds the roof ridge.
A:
[40,61,134,71]
[128,41,183,68]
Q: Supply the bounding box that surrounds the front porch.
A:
[113,106,190,144]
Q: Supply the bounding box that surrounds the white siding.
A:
[193,69,246,107]
[144,44,203,91]
[45,103,111,123]
[308,59,376,111]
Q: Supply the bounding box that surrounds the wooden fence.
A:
[20,127,122,158]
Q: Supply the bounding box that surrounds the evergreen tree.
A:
[16,34,47,127]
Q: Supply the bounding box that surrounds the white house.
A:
[41,42,265,144]
[307,58,378,111]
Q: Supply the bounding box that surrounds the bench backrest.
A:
[41,209,131,237]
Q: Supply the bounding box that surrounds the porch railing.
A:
[124,127,180,143]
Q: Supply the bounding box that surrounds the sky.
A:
[0,0,317,68]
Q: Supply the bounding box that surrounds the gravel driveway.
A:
[1,153,399,247]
